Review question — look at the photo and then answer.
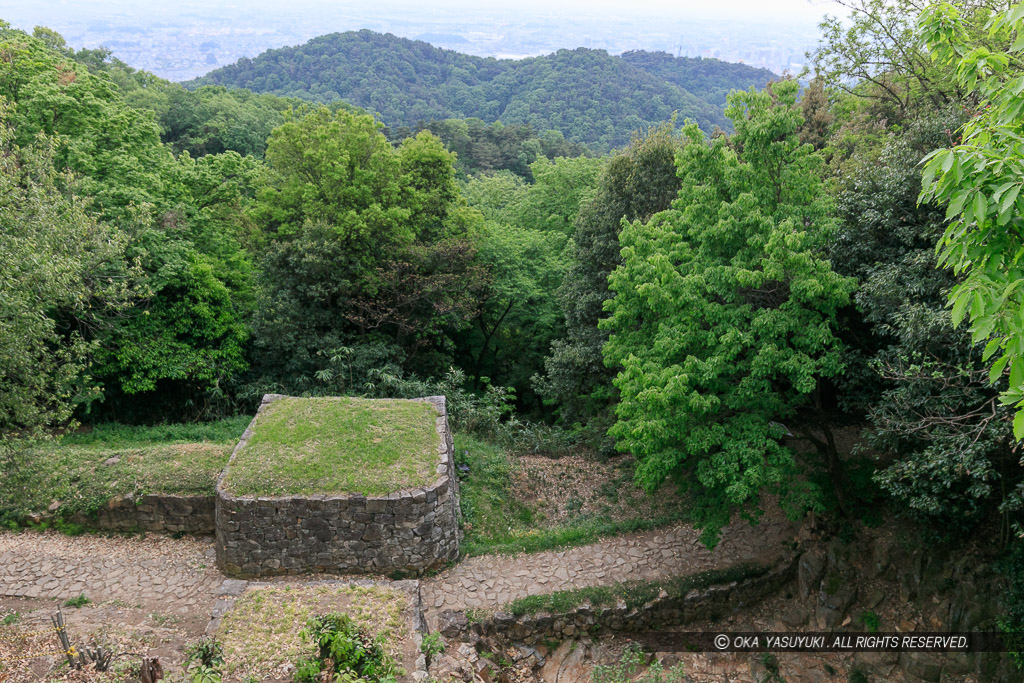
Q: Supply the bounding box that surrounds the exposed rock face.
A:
[215,394,461,578]
[797,547,826,599]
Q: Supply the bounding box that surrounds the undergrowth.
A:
[455,433,688,556]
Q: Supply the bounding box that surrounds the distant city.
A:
[1,1,826,82]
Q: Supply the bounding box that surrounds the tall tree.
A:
[253,109,482,389]
[602,81,856,545]
[0,110,136,440]
[535,124,682,440]
[917,1,1024,440]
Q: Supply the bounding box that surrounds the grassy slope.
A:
[222,397,440,497]
[454,434,689,557]
[2,418,250,524]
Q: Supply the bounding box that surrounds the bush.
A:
[294,613,399,682]
[184,637,224,682]
[420,632,445,663]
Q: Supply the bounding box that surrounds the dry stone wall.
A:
[440,557,797,644]
[70,494,215,534]
[215,395,460,578]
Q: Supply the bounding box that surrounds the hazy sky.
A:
[1,0,835,23]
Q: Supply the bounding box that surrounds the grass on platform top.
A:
[221,397,441,497]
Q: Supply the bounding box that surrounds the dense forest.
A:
[3,0,1024,651]
[188,30,775,151]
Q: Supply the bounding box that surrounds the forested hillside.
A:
[4,1,1024,668]
[188,30,773,150]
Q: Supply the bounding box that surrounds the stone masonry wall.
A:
[68,494,215,534]
[440,556,797,644]
[215,394,460,578]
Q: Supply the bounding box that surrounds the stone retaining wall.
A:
[215,394,460,578]
[442,556,797,643]
[69,494,215,534]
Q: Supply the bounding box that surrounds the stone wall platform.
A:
[215,394,461,578]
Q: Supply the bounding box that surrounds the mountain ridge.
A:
[188,29,775,150]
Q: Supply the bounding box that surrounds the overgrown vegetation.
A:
[294,613,400,682]
[455,434,688,556]
[591,643,686,683]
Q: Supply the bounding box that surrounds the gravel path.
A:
[0,531,223,614]
[421,515,795,631]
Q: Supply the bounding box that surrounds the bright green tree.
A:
[602,81,856,545]
[253,108,483,388]
[917,2,1024,439]
[536,124,682,439]
[0,109,136,440]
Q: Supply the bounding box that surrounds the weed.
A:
[420,633,445,663]
[1,612,20,625]
[858,610,880,633]
[184,637,225,682]
[847,667,869,683]
[64,594,91,608]
[591,643,686,682]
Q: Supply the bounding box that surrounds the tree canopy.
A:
[602,81,856,545]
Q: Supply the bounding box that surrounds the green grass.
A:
[1,417,245,524]
[217,584,410,680]
[61,417,252,447]
[455,434,689,556]
[505,563,770,616]
[222,397,441,497]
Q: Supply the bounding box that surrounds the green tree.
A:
[0,110,136,440]
[536,124,682,439]
[917,2,1024,438]
[602,81,856,545]
[810,0,966,119]
[253,108,482,389]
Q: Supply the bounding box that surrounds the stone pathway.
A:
[0,514,794,630]
[421,515,795,631]
[0,530,223,614]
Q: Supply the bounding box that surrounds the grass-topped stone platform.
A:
[215,394,460,578]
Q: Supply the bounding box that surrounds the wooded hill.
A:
[188,30,775,151]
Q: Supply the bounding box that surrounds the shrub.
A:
[859,610,880,633]
[294,613,399,682]
[184,637,224,683]
[420,632,445,663]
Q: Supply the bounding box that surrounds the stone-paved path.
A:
[0,515,794,629]
[0,531,224,614]
[421,515,795,631]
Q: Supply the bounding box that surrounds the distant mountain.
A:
[619,50,776,108]
[188,30,775,150]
